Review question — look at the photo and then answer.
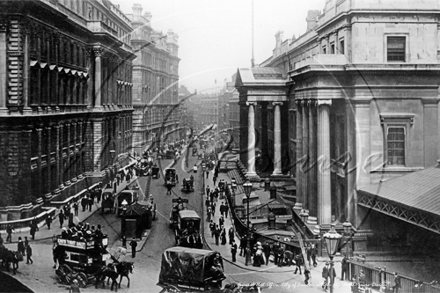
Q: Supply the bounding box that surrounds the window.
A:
[386,127,405,165]
[387,36,405,62]
[339,39,345,54]
[322,46,327,54]
[330,42,335,54]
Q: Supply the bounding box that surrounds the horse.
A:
[95,264,119,292]
[1,249,23,275]
[116,261,134,288]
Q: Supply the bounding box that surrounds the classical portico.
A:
[235,68,288,180]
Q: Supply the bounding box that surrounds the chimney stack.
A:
[306,10,321,31]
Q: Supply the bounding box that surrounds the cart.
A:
[101,188,115,214]
[169,197,189,229]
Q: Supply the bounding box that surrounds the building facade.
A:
[0,0,135,220]
[128,4,180,155]
[236,0,440,235]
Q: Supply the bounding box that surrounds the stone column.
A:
[54,125,60,190]
[246,101,257,177]
[346,101,356,225]
[36,128,43,198]
[302,100,309,208]
[317,99,332,224]
[46,126,51,191]
[272,102,283,175]
[295,100,303,204]
[0,20,7,113]
[93,46,103,108]
[308,100,317,217]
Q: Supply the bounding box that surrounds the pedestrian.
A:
[88,196,93,212]
[239,236,247,257]
[224,203,229,218]
[273,241,280,265]
[209,220,215,238]
[228,227,235,245]
[205,198,210,208]
[81,197,87,212]
[73,202,79,216]
[206,186,210,196]
[322,262,329,291]
[219,215,224,227]
[130,238,137,258]
[17,237,25,256]
[311,243,318,267]
[209,191,214,203]
[6,224,14,243]
[211,202,216,216]
[214,225,220,245]
[26,243,33,264]
[213,176,217,186]
[122,235,127,248]
[393,272,401,293]
[294,253,303,274]
[221,227,227,245]
[306,243,312,266]
[206,206,212,222]
[24,236,29,255]
[219,202,225,217]
[69,279,81,293]
[46,215,52,230]
[0,233,3,245]
[68,213,74,228]
[206,170,209,179]
[192,164,197,173]
[231,240,237,262]
[58,210,64,228]
[32,217,39,232]
[341,254,349,281]
[30,223,36,240]
[263,242,271,265]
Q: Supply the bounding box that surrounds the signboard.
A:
[57,238,94,249]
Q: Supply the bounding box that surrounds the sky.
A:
[116,0,325,94]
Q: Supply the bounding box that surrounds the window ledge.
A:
[370,166,424,173]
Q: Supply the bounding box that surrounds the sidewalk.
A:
[3,175,149,253]
[202,168,358,292]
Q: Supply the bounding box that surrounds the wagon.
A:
[116,189,138,216]
[152,166,160,179]
[54,234,111,288]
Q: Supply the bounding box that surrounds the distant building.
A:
[0,0,135,220]
[236,0,440,237]
[127,4,180,155]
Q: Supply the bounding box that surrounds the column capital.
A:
[246,101,257,107]
[0,19,7,33]
[93,46,104,57]
[272,101,283,107]
[308,99,317,107]
[317,99,332,107]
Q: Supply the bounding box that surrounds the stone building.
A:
[128,4,180,155]
[236,0,440,238]
[0,0,135,220]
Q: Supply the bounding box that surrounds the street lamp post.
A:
[243,181,253,266]
[323,224,342,293]
[343,220,352,257]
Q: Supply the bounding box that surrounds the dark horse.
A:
[0,247,23,275]
[95,264,119,292]
[116,261,134,288]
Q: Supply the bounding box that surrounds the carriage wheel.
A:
[75,272,88,288]
[56,264,72,285]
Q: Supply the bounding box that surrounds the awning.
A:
[358,165,440,234]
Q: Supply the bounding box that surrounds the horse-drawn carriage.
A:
[165,168,178,186]
[0,244,23,275]
[101,187,116,214]
[151,164,160,179]
[169,197,188,230]
[158,247,260,293]
[116,188,139,216]
[172,210,203,249]
[181,177,194,193]
[53,230,134,290]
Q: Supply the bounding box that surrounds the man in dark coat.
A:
[224,203,229,218]
[231,240,237,262]
[341,254,349,281]
[26,244,33,264]
[73,202,79,216]
[130,238,137,258]
[219,202,225,217]
[263,242,271,265]
[322,262,330,291]
[6,225,14,243]
[294,253,303,274]
[58,210,64,228]
[219,215,224,227]
[81,197,87,212]
[239,237,247,257]
[46,215,52,230]
[214,225,220,245]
